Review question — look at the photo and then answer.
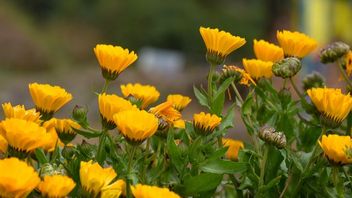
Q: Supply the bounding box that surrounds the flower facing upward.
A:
[28,83,72,115]
[222,138,244,160]
[94,44,137,80]
[132,184,180,198]
[80,160,117,196]
[166,94,192,111]
[0,157,40,198]
[120,83,160,109]
[193,112,222,135]
[307,88,352,127]
[38,175,76,198]
[100,179,126,198]
[276,30,317,58]
[0,135,7,154]
[242,58,273,79]
[345,51,352,76]
[319,134,352,164]
[149,101,182,126]
[199,27,246,65]
[253,39,284,62]
[113,109,158,144]
[2,102,40,123]
[44,118,80,144]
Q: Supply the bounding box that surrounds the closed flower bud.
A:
[320,42,350,63]
[78,140,96,159]
[62,144,76,159]
[72,105,88,124]
[302,72,325,91]
[259,127,286,149]
[272,57,302,79]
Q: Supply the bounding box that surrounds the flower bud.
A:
[39,163,66,178]
[219,65,243,84]
[272,57,302,79]
[62,144,76,159]
[302,72,325,91]
[259,127,286,149]
[77,140,96,159]
[320,42,350,64]
[72,105,88,124]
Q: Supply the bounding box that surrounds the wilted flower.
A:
[253,39,284,62]
[38,175,76,198]
[222,138,244,160]
[120,83,160,109]
[242,58,273,79]
[149,101,181,131]
[272,57,302,79]
[199,27,246,65]
[258,127,287,149]
[132,184,180,198]
[166,94,192,111]
[193,112,222,135]
[100,179,126,198]
[277,30,317,58]
[220,65,256,86]
[2,102,40,123]
[319,134,352,165]
[94,44,137,80]
[320,42,350,63]
[302,72,325,91]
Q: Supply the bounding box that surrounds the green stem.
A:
[142,138,151,182]
[343,167,352,190]
[337,58,352,88]
[208,64,216,104]
[101,79,111,94]
[282,79,287,89]
[259,144,269,187]
[289,77,304,99]
[126,145,137,198]
[332,166,344,198]
[96,130,107,165]
[231,82,244,104]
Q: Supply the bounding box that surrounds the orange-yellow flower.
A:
[149,101,181,124]
[193,112,222,135]
[222,138,244,160]
[253,39,284,62]
[120,83,160,109]
[319,134,352,164]
[43,118,80,144]
[166,94,191,111]
[242,58,273,79]
[132,184,180,198]
[2,102,40,123]
[38,175,76,198]
[221,65,256,86]
[173,119,185,129]
[0,135,7,154]
[100,179,126,198]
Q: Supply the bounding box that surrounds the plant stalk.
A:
[208,64,216,104]
[126,145,137,198]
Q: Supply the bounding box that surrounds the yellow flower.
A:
[113,109,158,144]
[28,83,72,115]
[222,138,244,160]
[242,58,273,79]
[0,157,40,198]
[166,94,192,111]
[0,118,50,153]
[0,134,7,154]
[319,134,352,164]
[41,127,63,152]
[94,44,138,80]
[149,101,181,124]
[193,112,222,135]
[173,119,185,129]
[253,39,284,62]
[307,88,352,126]
[101,179,126,198]
[132,184,180,198]
[276,30,317,58]
[120,83,160,109]
[43,118,80,145]
[222,65,256,86]
[80,160,117,196]
[2,103,40,123]
[345,51,352,76]
[38,175,76,198]
[200,27,246,65]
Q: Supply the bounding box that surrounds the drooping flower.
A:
[94,44,138,80]
[120,83,160,109]
[80,160,117,197]
[276,30,317,58]
[166,94,192,112]
[193,112,222,135]
[113,109,158,144]
[0,157,40,198]
[100,179,126,198]
[319,134,352,164]
[0,135,7,154]
[199,27,246,65]
[2,102,40,123]
[38,175,76,198]
[253,39,284,62]
[345,51,352,76]
[220,65,256,86]
[149,101,182,129]
[307,88,352,127]
[43,118,80,144]
[242,58,273,79]
[222,138,244,160]
[132,184,180,198]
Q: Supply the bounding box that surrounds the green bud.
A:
[272,57,302,79]
[72,105,88,125]
[77,140,96,159]
[302,72,325,91]
[62,144,77,159]
[320,42,350,64]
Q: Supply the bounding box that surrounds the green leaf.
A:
[259,175,282,192]
[200,159,247,174]
[264,145,284,184]
[193,86,209,108]
[206,147,228,161]
[184,173,223,195]
[34,148,49,165]
[210,90,225,116]
[213,77,233,101]
[220,103,236,130]
[73,128,101,138]
[167,129,184,173]
[241,92,253,115]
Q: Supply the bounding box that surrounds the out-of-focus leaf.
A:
[183,173,223,195]
[200,159,247,174]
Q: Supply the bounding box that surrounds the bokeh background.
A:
[0,0,351,141]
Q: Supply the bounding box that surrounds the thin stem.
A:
[337,58,352,88]
[231,82,244,104]
[207,64,216,104]
[332,166,344,198]
[289,77,304,99]
[279,172,292,198]
[126,145,137,198]
[259,145,269,187]
[343,167,352,190]
[142,138,151,182]
[96,130,107,165]
[101,79,111,94]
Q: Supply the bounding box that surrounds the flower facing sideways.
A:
[253,39,284,62]
[166,94,191,112]
[222,138,244,160]
[2,102,40,123]
[120,83,160,109]
[193,112,222,135]
[242,58,273,79]
[38,175,76,198]
[132,184,180,198]
[319,134,352,165]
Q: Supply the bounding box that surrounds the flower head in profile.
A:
[345,51,352,76]
[2,102,40,123]
[307,88,352,127]
[28,83,72,117]
[200,27,246,65]
[242,58,273,79]
[319,134,352,164]
[253,39,284,62]
[94,44,137,80]
[80,160,117,197]
[193,112,222,135]
[0,157,40,198]
[101,179,126,198]
[44,118,80,144]
[0,135,7,154]
[222,138,244,160]
[120,83,160,109]
[132,184,180,198]
[173,119,185,129]
[149,101,182,129]
[166,94,192,111]
[221,65,256,86]
[113,109,158,144]
[277,30,317,58]
[38,175,76,198]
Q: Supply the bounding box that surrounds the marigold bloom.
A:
[253,39,284,62]
[166,94,191,111]
[44,118,80,144]
[345,51,352,76]
[307,88,352,126]
[0,135,7,154]
[277,30,317,58]
[193,112,222,135]
[149,101,181,124]
[0,157,40,198]
[94,44,138,80]
[120,83,160,109]
[132,184,180,198]
[101,179,126,198]
[2,102,40,123]
[41,127,63,152]
[28,83,72,115]
[242,58,273,79]
[222,138,244,160]
[174,119,185,129]
[319,134,352,164]
[38,175,76,198]
[113,109,158,144]
[80,160,117,196]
